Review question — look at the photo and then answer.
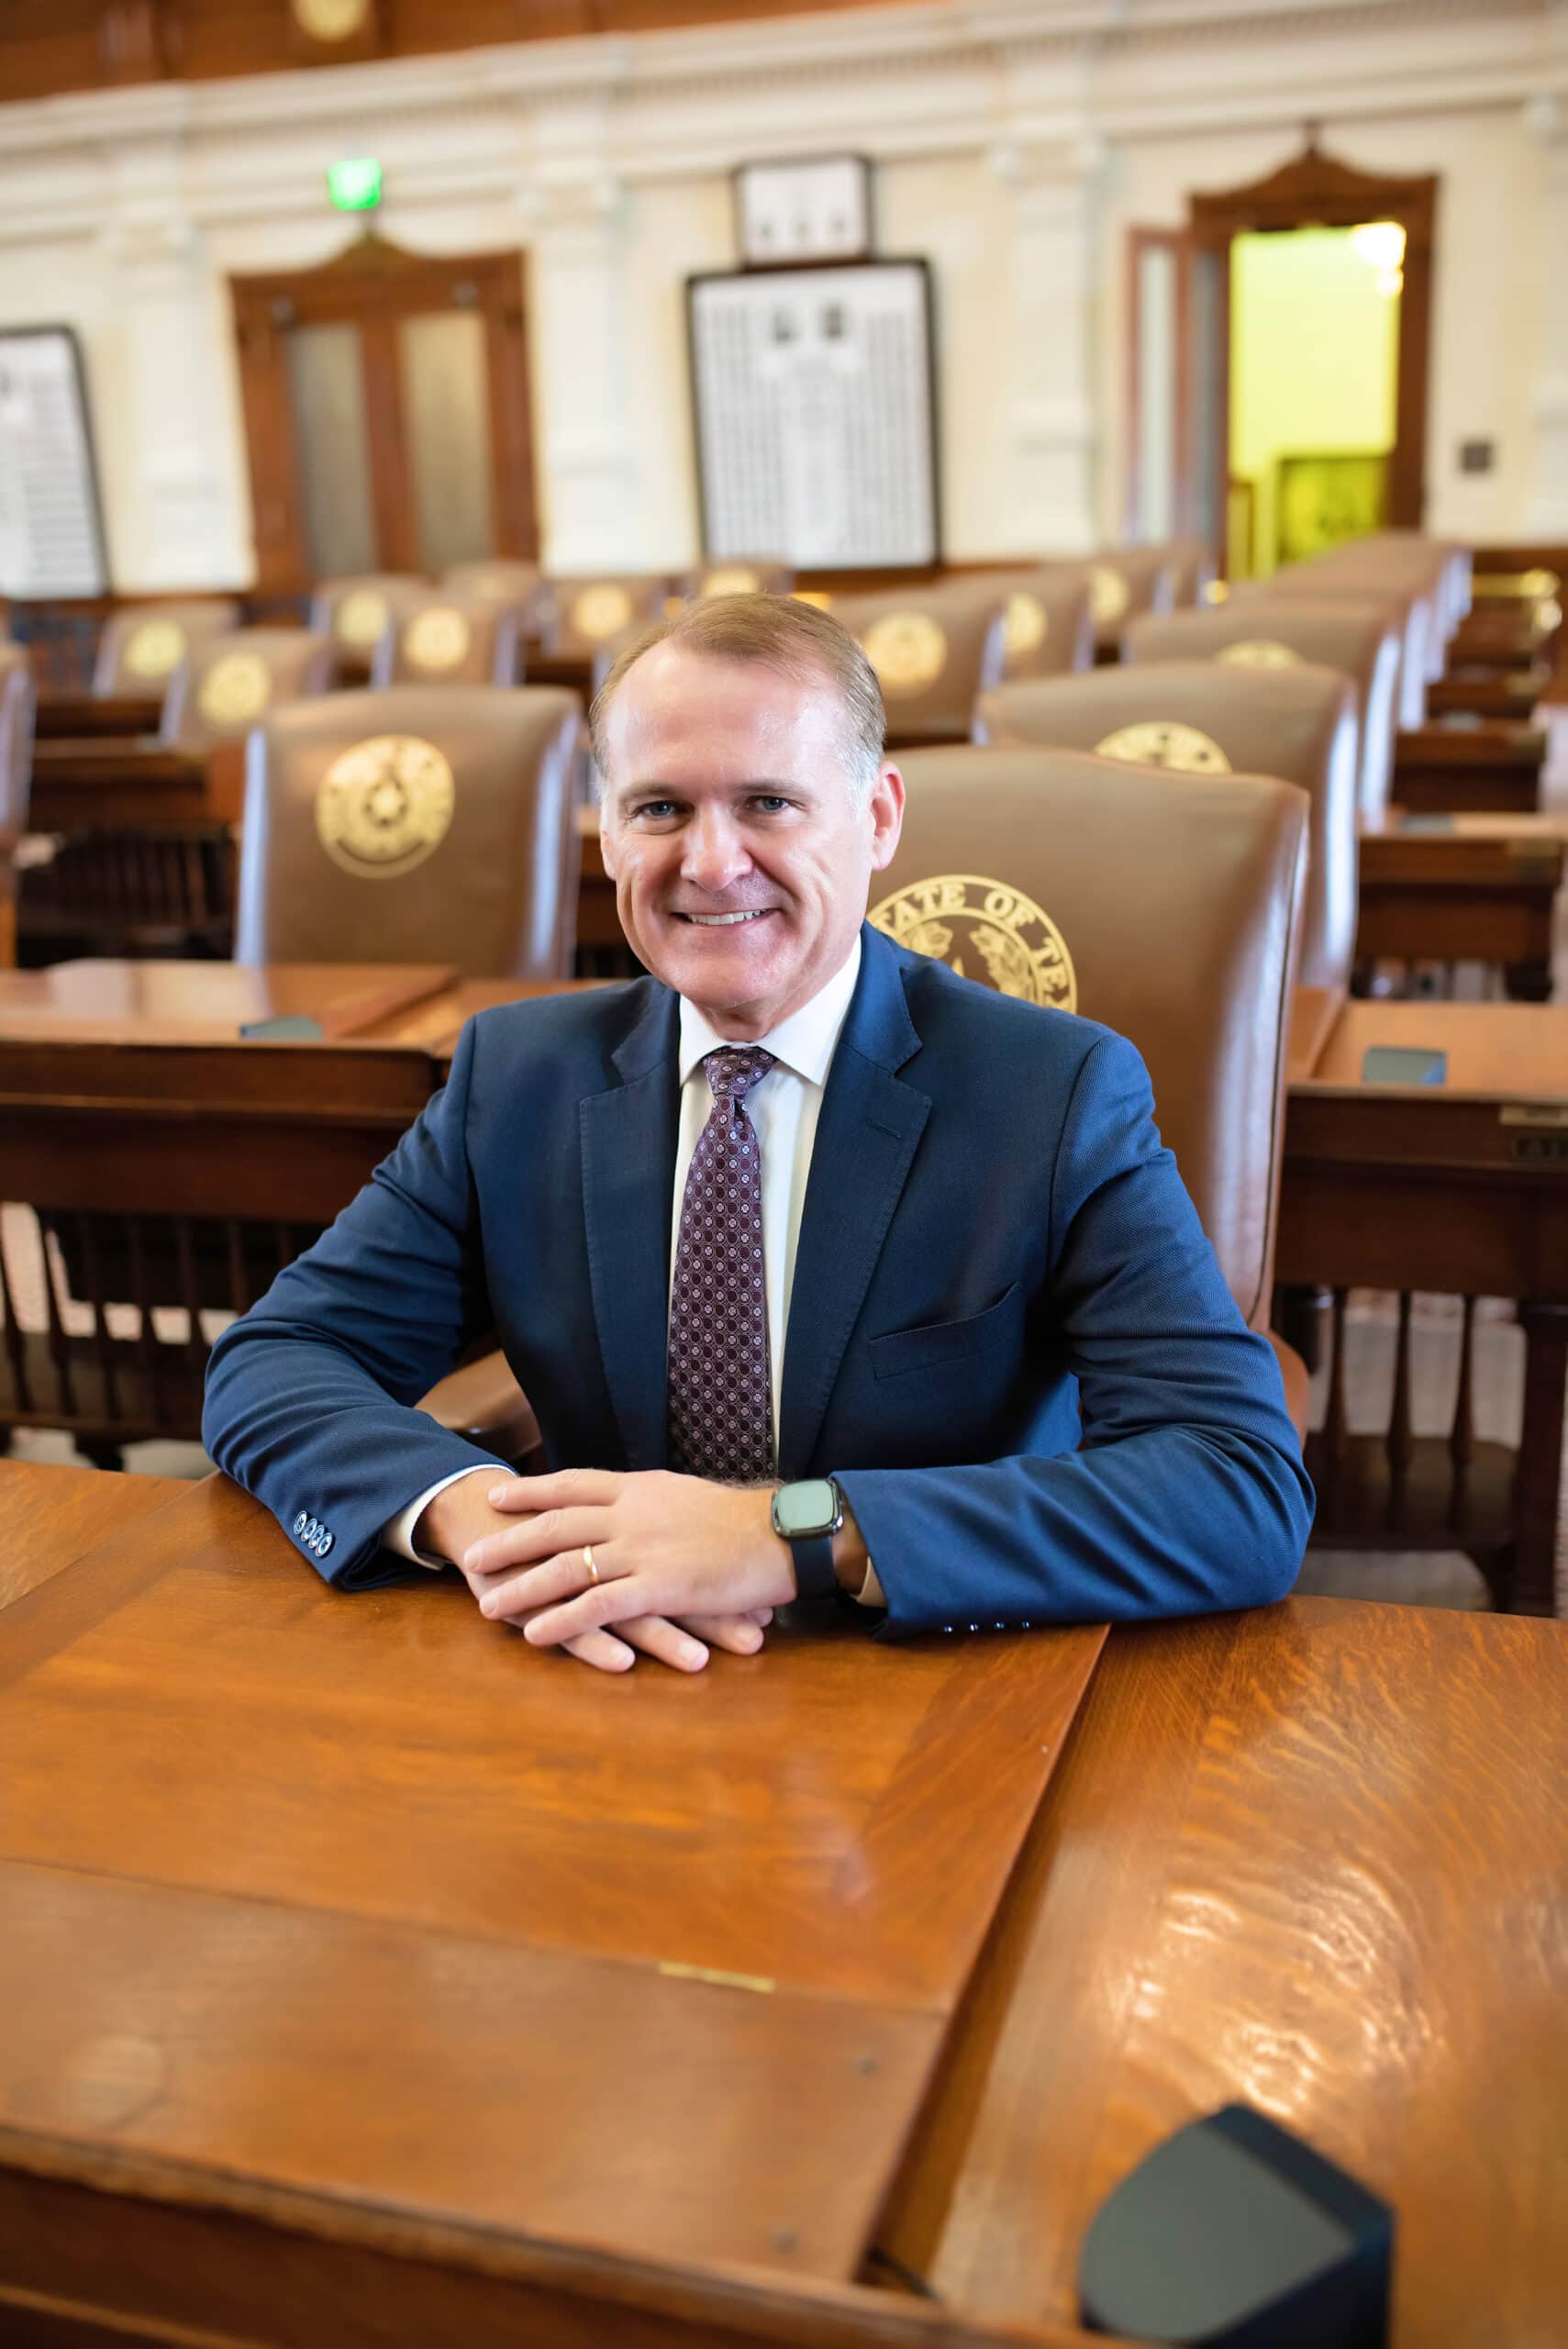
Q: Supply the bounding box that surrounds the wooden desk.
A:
[0,1472,1109,2349]
[877,1597,1568,2348]
[34,694,162,742]
[2,1480,1562,2345]
[0,963,591,1453]
[1279,997,1568,1613]
[0,1460,186,1609]
[1357,814,1565,999]
[27,740,207,830]
[1392,719,1546,814]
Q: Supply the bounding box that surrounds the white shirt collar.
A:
[677,932,862,1089]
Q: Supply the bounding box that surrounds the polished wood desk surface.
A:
[0,958,460,1044]
[1299,996,1568,1101]
[0,1473,1104,2303]
[0,1460,186,1610]
[2,1469,1563,2346]
[1285,982,1343,1083]
[877,1596,1568,2347]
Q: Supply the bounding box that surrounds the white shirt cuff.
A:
[382,1464,497,1567]
[854,1557,886,1609]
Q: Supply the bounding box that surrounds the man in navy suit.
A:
[204,596,1311,1671]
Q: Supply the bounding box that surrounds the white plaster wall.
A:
[0,0,1559,590]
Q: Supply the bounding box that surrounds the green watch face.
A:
[773,1477,840,1540]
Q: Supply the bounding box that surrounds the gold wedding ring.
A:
[583,1544,599,1585]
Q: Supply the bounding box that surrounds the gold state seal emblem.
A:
[1090,565,1129,626]
[862,612,947,696]
[1004,593,1049,659]
[1217,639,1301,669]
[123,618,186,680]
[1093,719,1231,775]
[405,607,472,672]
[572,584,633,640]
[337,589,389,648]
[869,874,1076,1011]
[315,735,456,879]
[197,651,272,728]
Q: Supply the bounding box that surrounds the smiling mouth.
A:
[673,909,773,927]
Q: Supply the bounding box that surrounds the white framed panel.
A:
[0,325,108,596]
[686,259,940,569]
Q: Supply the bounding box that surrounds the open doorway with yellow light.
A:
[1122,141,1437,575]
[1228,220,1403,578]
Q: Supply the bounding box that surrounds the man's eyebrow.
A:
[612,776,809,802]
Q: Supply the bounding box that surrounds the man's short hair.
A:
[589,594,886,807]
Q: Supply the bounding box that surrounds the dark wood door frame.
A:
[1187,137,1438,549]
[229,231,539,596]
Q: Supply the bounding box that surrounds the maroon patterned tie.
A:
[667,1046,776,1483]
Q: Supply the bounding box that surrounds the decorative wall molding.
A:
[0,0,1557,252]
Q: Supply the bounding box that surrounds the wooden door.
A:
[230,234,538,596]
[1124,227,1230,565]
[1187,138,1437,542]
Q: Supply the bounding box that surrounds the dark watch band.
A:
[785,1529,840,1602]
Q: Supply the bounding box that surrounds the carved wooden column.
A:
[986,139,1099,555]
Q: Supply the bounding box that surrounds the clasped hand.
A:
[460,1467,797,1675]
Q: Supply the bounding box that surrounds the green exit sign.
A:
[327,158,382,213]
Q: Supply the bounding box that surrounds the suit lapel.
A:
[580,986,681,1470]
[778,928,929,1475]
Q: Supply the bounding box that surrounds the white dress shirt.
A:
[384,939,883,1604]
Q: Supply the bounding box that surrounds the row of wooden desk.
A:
[0,957,1564,1614]
[1,1455,1563,2346]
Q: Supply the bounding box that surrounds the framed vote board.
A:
[0,325,109,598]
[686,258,940,570]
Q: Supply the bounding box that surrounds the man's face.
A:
[598,643,904,1038]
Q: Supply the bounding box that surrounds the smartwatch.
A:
[771,1475,845,1601]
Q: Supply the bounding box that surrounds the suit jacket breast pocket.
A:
[867,1282,1025,1381]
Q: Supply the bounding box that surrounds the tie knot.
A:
[704,1045,774,1106]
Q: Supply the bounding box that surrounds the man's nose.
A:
[681,809,751,894]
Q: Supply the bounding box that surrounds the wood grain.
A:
[0,1475,1105,2306]
[0,1462,187,1610]
[877,1598,1568,2346]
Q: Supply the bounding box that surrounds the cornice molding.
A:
[0,0,1552,252]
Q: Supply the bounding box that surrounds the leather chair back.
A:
[539,576,673,662]
[684,561,795,598]
[0,642,35,965]
[971,566,1095,681]
[885,743,1307,1327]
[1125,597,1403,827]
[1239,563,1430,726]
[161,629,337,755]
[235,685,582,977]
[309,576,429,661]
[1158,539,1219,607]
[830,581,1007,745]
[92,601,239,698]
[1085,549,1177,653]
[372,594,525,688]
[975,660,1358,995]
[440,562,543,621]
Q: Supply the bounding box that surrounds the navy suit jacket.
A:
[204,923,1313,1631]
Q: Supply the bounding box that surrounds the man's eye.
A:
[751,795,792,814]
[631,800,680,821]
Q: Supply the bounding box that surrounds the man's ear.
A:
[597,804,616,880]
